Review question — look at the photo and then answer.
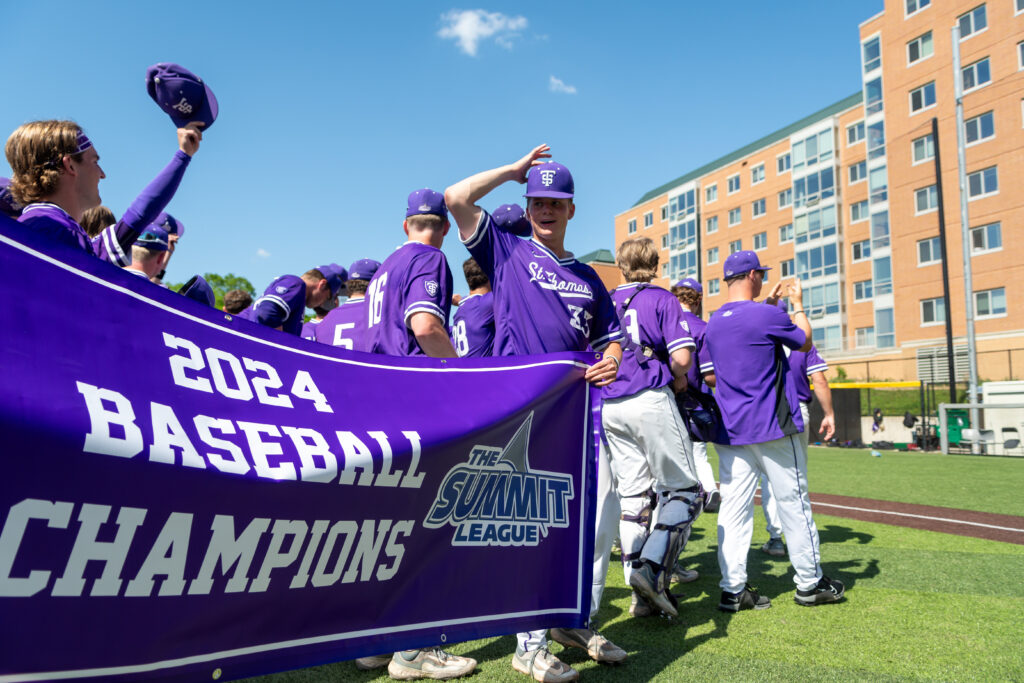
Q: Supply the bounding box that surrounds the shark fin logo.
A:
[424,413,574,547]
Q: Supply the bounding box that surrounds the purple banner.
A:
[0,215,598,682]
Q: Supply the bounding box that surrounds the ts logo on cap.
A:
[540,169,556,187]
[275,286,288,294]
[172,98,194,115]
[425,281,439,296]
[419,203,431,212]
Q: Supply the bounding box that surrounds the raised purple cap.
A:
[318,263,348,297]
[153,211,184,238]
[179,274,215,307]
[493,203,532,237]
[406,188,448,218]
[347,258,381,281]
[134,225,170,252]
[0,177,23,218]
[674,277,703,294]
[146,63,219,130]
[525,162,574,199]
[723,250,771,279]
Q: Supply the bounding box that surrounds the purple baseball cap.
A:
[134,225,170,252]
[179,274,215,307]
[0,177,22,218]
[318,263,348,297]
[347,258,381,281]
[493,203,532,237]
[674,277,703,294]
[146,63,219,130]
[723,250,771,279]
[525,162,574,199]
[406,189,448,218]
[153,211,184,238]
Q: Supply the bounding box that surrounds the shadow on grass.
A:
[819,524,874,545]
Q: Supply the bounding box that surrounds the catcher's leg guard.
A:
[618,489,655,584]
[642,486,704,600]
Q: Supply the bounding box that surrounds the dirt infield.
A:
[767,493,1024,545]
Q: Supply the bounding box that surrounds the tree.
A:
[167,273,256,310]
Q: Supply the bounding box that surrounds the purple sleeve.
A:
[462,210,518,281]
[806,345,828,375]
[89,151,192,266]
[252,277,304,328]
[660,296,695,353]
[765,306,806,350]
[589,284,623,352]
[403,250,450,324]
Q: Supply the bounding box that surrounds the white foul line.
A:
[812,501,1024,534]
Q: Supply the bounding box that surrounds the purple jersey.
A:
[681,310,714,393]
[463,211,622,355]
[787,345,828,404]
[706,300,806,445]
[300,319,322,341]
[16,150,190,267]
[603,283,694,399]
[450,292,495,358]
[240,274,306,336]
[365,242,452,357]
[315,297,369,351]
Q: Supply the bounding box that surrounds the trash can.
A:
[946,409,970,446]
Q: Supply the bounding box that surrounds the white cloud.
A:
[549,76,577,95]
[438,9,528,56]
[256,248,271,259]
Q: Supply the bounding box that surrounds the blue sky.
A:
[1,0,880,294]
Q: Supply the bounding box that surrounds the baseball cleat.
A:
[704,489,722,513]
[512,646,579,682]
[387,648,476,680]
[670,564,699,583]
[760,537,786,557]
[794,576,845,606]
[629,591,654,618]
[354,653,393,670]
[629,561,677,618]
[549,627,627,664]
[718,585,771,612]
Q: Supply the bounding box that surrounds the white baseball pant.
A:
[691,441,719,494]
[760,402,810,539]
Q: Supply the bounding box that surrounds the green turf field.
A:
[243,448,1024,683]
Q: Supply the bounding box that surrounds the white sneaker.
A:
[549,627,627,664]
[354,653,393,670]
[387,648,476,680]
[512,646,579,682]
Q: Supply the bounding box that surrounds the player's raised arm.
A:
[444,144,551,241]
[788,279,813,352]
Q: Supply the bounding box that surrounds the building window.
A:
[873,257,893,296]
[752,198,766,218]
[751,163,765,185]
[804,282,841,318]
[1018,0,1024,15]
[792,129,834,173]
[777,153,791,174]
[708,279,720,296]
[906,0,930,15]
[915,185,938,214]
[706,216,719,234]
[957,5,987,41]
[908,31,933,64]
[964,111,994,147]
[971,222,1001,254]
[863,36,881,72]
[781,258,794,277]
[967,166,998,199]
[847,121,865,145]
[962,57,991,92]
[876,308,895,348]
[854,280,873,301]
[661,205,668,221]
[707,247,719,265]
[850,200,869,223]
[917,235,942,264]
[975,287,1007,318]
[661,234,669,249]
[871,211,890,249]
[910,82,936,113]
[661,263,669,277]
[728,208,741,226]
[867,121,886,160]
[628,219,637,234]
[1019,41,1024,69]
[848,161,867,184]
[705,184,718,203]
[644,211,653,228]
[729,239,742,254]
[753,232,768,251]
[795,243,839,280]
[921,297,946,325]
[794,167,835,208]
[778,188,792,209]
[779,223,794,243]
[727,174,740,194]
[852,239,871,262]
[912,133,935,164]
[793,205,837,245]
[869,166,888,204]
[856,327,875,348]
[865,77,883,115]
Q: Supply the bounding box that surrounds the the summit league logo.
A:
[539,169,557,187]
[424,413,574,547]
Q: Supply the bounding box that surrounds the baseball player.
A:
[79,205,115,238]
[239,266,343,336]
[355,190,473,680]
[223,289,253,315]
[0,177,23,218]
[301,264,346,340]
[760,339,835,557]
[5,120,201,266]
[151,212,185,285]
[315,258,380,350]
[706,250,844,611]
[602,238,704,621]
[445,145,625,683]
[123,225,170,280]
[671,278,721,513]
[449,258,495,358]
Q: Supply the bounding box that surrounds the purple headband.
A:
[74,132,93,155]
